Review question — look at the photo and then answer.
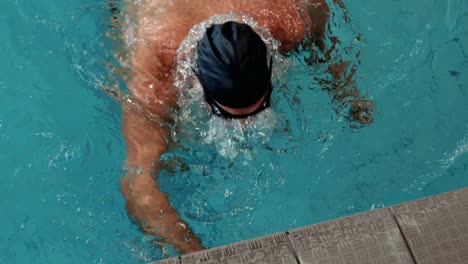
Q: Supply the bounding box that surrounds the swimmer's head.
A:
[195,21,273,119]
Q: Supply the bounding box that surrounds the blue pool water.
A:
[1,0,467,263]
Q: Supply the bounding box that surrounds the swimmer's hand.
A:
[122,171,205,254]
[324,61,375,127]
[349,98,374,125]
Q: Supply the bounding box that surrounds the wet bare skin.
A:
[128,0,329,111]
[120,0,333,254]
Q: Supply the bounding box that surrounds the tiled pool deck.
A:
[152,188,468,264]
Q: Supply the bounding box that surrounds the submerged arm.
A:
[119,32,203,253]
[325,61,374,125]
[121,105,204,254]
[305,0,374,126]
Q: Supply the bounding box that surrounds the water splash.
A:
[405,130,468,192]
[172,13,285,159]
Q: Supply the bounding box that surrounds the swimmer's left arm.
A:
[304,0,374,126]
[325,61,374,126]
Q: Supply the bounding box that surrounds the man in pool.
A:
[118,0,373,254]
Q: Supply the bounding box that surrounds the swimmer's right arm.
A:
[119,32,204,253]
[120,106,204,254]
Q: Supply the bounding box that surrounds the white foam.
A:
[172,13,287,159]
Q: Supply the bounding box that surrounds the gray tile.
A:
[392,188,468,264]
[150,188,468,264]
[181,232,298,264]
[288,208,415,264]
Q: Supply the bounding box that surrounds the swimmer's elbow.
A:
[120,172,169,215]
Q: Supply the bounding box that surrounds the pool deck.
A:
[151,188,468,264]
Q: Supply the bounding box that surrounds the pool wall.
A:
[151,187,468,264]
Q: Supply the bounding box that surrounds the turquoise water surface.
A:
[1,0,468,263]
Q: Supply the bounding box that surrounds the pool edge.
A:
[151,187,468,264]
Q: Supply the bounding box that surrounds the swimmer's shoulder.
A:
[132,1,213,70]
[256,0,329,51]
[128,1,211,109]
[301,0,330,35]
[228,0,329,52]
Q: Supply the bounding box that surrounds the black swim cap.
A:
[195,21,272,109]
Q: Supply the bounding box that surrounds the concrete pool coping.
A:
[151,187,468,264]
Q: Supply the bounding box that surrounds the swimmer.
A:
[116,0,373,254]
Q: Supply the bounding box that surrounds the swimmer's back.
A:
[138,0,313,49]
[129,0,328,110]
